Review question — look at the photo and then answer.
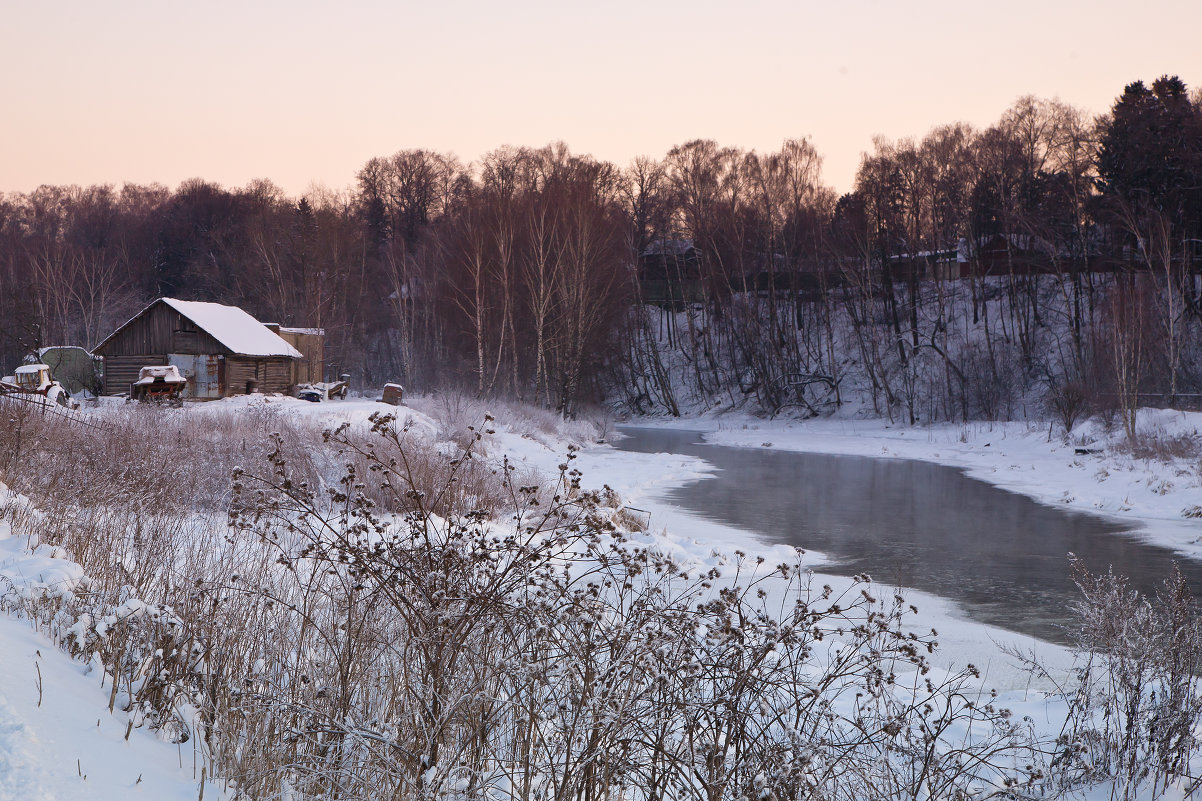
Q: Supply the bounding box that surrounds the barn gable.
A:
[94,298,302,359]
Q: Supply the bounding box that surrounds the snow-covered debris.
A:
[133,365,185,385]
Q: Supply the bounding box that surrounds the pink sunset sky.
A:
[2,0,1199,197]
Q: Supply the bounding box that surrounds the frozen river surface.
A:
[616,426,1202,643]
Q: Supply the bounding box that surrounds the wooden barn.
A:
[93,298,316,398]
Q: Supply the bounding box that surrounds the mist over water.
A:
[617,427,1202,644]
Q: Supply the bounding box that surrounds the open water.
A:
[615,426,1202,643]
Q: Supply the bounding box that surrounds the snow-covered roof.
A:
[161,299,302,358]
[642,238,696,258]
[15,364,49,374]
[279,326,325,336]
[37,346,92,356]
[96,299,303,358]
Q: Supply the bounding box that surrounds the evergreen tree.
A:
[1098,75,1202,230]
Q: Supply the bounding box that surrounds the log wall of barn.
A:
[225,358,293,395]
[278,330,324,385]
[103,355,167,395]
[96,301,301,397]
[96,301,227,395]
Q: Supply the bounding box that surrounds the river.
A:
[615,426,1202,643]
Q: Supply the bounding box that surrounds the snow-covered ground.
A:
[3,393,1200,798]
[144,394,1200,683]
[0,510,224,801]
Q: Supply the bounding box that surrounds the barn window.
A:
[173,330,200,352]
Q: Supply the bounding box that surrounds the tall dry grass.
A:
[1,398,1047,800]
[10,396,1178,800]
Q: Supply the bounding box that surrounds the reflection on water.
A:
[616,427,1202,643]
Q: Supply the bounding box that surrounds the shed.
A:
[30,346,101,395]
[266,325,325,386]
[92,298,306,398]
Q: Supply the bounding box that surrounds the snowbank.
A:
[0,484,224,801]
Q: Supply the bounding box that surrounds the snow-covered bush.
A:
[208,412,1039,800]
[1017,561,1202,799]
[11,402,1166,800]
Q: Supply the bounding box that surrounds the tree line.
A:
[2,75,1199,424]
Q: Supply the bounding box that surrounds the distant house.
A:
[969,233,1059,277]
[92,298,320,398]
[888,234,1065,281]
[639,239,707,307]
[888,245,964,282]
[741,252,846,298]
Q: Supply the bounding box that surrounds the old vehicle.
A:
[0,363,75,408]
[294,374,351,402]
[130,365,188,404]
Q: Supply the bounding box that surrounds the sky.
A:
[2,0,1200,198]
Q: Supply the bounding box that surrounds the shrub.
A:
[211,413,1038,800]
[1039,560,1202,799]
[2,405,1044,801]
[1113,428,1202,463]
